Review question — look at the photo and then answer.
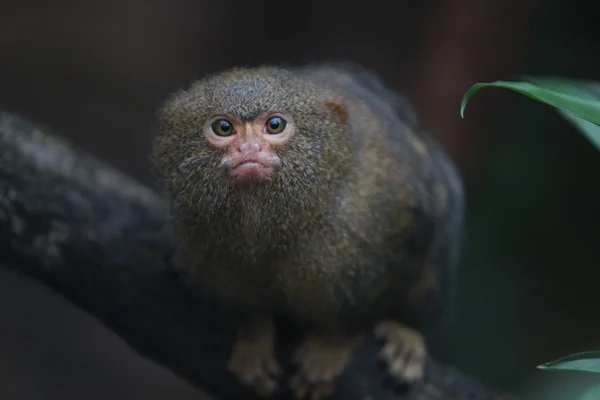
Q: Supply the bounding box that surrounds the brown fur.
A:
[152,63,464,334]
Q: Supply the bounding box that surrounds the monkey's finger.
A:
[389,348,411,377]
[392,337,407,360]
[398,345,416,367]
[403,361,425,382]
[389,348,425,383]
[403,352,426,382]
[380,341,399,362]
[395,361,424,382]
[396,336,426,373]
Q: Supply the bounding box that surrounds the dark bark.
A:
[0,107,516,400]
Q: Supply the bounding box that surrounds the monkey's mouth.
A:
[229,159,274,183]
[234,160,265,168]
[231,159,271,170]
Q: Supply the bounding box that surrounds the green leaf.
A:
[538,351,600,373]
[557,110,600,151]
[460,79,600,125]
[580,383,600,400]
[527,77,600,151]
[460,77,600,151]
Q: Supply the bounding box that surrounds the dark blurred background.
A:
[2,1,600,399]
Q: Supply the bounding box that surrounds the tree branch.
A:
[0,107,516,400]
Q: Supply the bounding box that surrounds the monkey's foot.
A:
[227,317,282,397]
[374,321,427,384]
[290,333,364,400]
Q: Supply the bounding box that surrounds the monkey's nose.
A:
[238,141,262,153]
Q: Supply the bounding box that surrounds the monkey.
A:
[152,63,465,400]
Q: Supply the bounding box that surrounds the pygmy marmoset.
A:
[152,63,465,399]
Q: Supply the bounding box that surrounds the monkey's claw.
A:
[227,319,282,397]
[374,321,427,384]
[290,334,362,400]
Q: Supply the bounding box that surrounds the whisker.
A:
[180,155,209,169]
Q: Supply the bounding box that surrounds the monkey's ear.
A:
[325,99,348,123]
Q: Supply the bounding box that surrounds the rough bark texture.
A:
[0,107,516,400]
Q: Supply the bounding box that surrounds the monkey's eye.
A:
[265,116,287,135]
[211,119,235,137]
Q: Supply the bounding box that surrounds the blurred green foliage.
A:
[539,351,600,373]
[461,78,600,150]
[461,77,600,400]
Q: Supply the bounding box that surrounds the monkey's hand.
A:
[374,321,427,384]
[290,332,364,400]
[227,316,282,397]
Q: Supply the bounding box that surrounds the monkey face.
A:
[153,66,353,224]
[201,111,296,184]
